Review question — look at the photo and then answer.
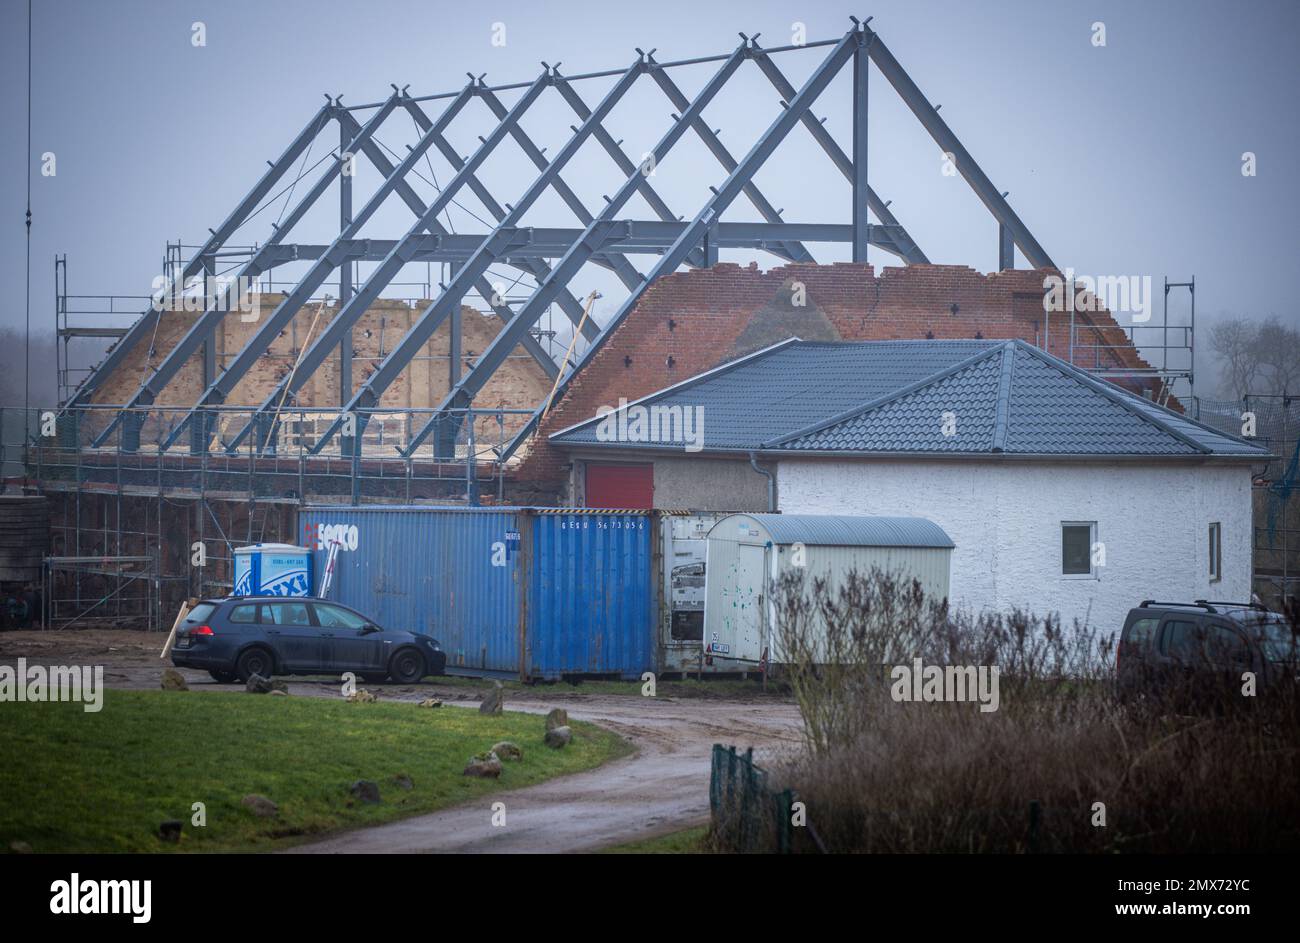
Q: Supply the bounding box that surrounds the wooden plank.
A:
[159,601,192,659]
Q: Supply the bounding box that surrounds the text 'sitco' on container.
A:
[232,543,314,597]
[297,506,655,681]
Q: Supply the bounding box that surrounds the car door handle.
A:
[320,632,334,638]
[266,629,281,635]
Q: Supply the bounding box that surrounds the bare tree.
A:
[1208,316,1300,399]
[1253,317,1300,397]
[1209,318,1260,399]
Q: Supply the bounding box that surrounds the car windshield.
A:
[1241,615,1298,662]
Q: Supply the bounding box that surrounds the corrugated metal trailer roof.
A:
[734,514,955,548]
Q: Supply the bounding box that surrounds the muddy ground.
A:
[1,629,804,853]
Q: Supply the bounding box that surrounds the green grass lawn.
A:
[600,825,711,854]
[0,689,630,853]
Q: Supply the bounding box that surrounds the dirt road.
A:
[1,629,804,853]
[289,694,801,853]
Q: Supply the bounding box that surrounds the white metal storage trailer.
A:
[702,514,955,667]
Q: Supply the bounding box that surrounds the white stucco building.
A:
[549,339,1271,631]
[777,460,1252,631]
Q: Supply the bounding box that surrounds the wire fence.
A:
[709,744,800,854]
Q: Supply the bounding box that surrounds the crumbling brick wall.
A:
[518,261,1161,483]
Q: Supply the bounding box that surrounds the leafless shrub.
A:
[759,568,1300,853]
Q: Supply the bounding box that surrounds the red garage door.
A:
[585,463,654,509]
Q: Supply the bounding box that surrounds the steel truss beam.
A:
[220,64,643,456]
[397,95,600,345]
[747,37,929,265]
[247,222,905,265]
[333,107,559,374]
[644,51,813,265]
[410,30,859,459]
[863,30,1053,269]
[143,89,473,452]
[302,54,654,456]
[215,75,552,454]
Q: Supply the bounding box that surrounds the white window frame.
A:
[1061,520,1099,580]
[1208,522,1222,583]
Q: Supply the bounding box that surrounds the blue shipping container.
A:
[297,506,655,680]
[232,543,313,597]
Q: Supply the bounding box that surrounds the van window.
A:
[1204,625,1249,664]
[1242,614,1297,663]
[1162,620,1201,661]
[1126,616,1159,649]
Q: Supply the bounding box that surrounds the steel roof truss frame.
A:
[96,97,402,449]
[305,55,651,456]
[486,28,862,463]
[223,72,560,454]
[155,90,474,452]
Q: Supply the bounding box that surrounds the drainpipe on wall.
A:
[749,451,776,512]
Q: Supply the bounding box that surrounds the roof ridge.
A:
[763,344,1007,449]
[991,341,1016,452]
[1011,341,1213,454]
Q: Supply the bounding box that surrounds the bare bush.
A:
[756,568,1300,853]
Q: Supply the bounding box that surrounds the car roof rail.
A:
[1194,599,1270,612]
[1140,599,1217,613]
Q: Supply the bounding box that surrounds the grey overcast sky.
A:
[1,0,1297,399]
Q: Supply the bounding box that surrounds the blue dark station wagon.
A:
[170,596,446,684]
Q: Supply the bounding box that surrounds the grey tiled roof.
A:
[549,339,1270,459]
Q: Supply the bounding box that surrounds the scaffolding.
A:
[1055,276,1196,405]
[42,555,159,632]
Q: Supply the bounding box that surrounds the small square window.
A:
[1062,522,1097,577]
[1208,522,1222,582]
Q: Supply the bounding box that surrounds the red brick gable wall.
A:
[518,261,1160,482]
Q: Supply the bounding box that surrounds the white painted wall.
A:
[776,459,1254,632]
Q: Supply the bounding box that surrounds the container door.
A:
[528,512,653,678]
[710,543,766,663]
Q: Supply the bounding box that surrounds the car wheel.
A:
[388,648,425,684]
[235,647,275,682]
[208,670,238,684]
[362,673,388,684]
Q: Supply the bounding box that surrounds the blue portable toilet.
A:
[232,543,313,597]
